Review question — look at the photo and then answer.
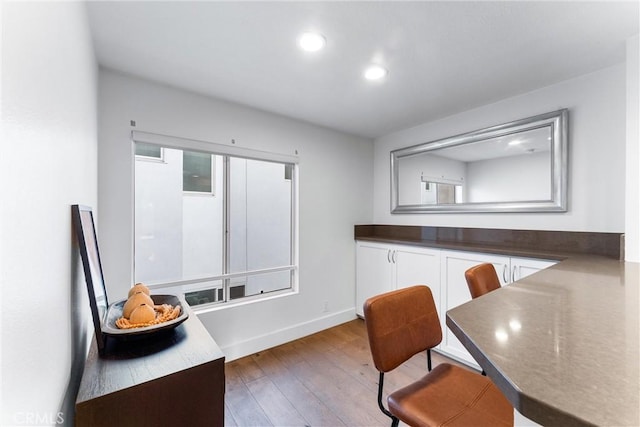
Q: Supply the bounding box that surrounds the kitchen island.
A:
[447,256,639,427]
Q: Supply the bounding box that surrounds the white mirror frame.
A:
[390,109,568,213]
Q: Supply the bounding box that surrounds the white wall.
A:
[98,69,373,360]
[1,2,97,425]
[626,35,639,262]
[466,152,550,203]
[398,153,466,205]
[374,64,627,233]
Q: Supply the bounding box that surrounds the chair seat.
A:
[388,363,513,427]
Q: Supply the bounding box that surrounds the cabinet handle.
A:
[512,266,517,282]
[387,250,392,264]
[392,250,397,264]
[502,265,509,283]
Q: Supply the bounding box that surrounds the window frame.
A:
[134,142,165,162]
[182,150,216,196]
[132,131,299,311]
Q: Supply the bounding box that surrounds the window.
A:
[135,142,163,161]
[420,180,463,204]
[133,131,297,308]
[435,183,459,204]
[183,150,213,194]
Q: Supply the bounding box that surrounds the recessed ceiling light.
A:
[298,32,326,52]
[364,65,388,81]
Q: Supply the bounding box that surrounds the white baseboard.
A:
[221,308,357,362]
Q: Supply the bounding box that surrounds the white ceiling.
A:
[86,1,639,139]
[434,126,552,162]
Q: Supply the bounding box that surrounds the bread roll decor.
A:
[122,292,154,318]
[116,283,182,329]
[130,303,156,324]
[128,282,150,298]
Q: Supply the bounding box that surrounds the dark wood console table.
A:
[75,309,225,426]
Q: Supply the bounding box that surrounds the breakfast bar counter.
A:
[446,256,639,427]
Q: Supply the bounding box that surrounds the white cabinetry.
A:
[355,242,394,317]
[510,257,556,282]
[440,251,509,367]
[440,250,556,367]
[355,241,556,368]
[355,241,440,318]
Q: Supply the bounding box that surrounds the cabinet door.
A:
[510,257,556,282]
[394,246,441,290]
[394,246,442,342]
[355,242,394,317]
[440,251,510,367]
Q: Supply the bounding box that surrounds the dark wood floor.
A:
[224,318,473,427]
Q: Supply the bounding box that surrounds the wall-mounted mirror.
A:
[391,109,568,213]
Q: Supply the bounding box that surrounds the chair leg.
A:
[377,372,397,423]
[427,349,432,371]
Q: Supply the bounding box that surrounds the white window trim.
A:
[135,145,165,163]
[148,272,299,315]
[132,130,298,165]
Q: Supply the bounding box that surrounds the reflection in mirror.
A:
[391,109,567,213]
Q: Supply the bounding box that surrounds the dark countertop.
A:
[355,224,623,260]
[447,256,639,427]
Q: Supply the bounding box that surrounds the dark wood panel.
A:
[355,224,622,259]
[76,310,225,426]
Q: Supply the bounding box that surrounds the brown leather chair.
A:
[363,285,513,427]
[465,263,502,299]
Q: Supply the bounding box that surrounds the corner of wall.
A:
[625,34,639,262]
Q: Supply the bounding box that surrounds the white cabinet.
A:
[439,250,556,367]
[355,241,440,318]
[355,242,394,317]
[355,241,556,368]
[492,255,556,284]
[510,257,556,282]
[439,251,510,367]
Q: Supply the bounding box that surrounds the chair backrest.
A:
[465,263,501,299]
[363,285,442,373]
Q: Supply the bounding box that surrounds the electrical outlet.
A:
[322,300,329,313]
